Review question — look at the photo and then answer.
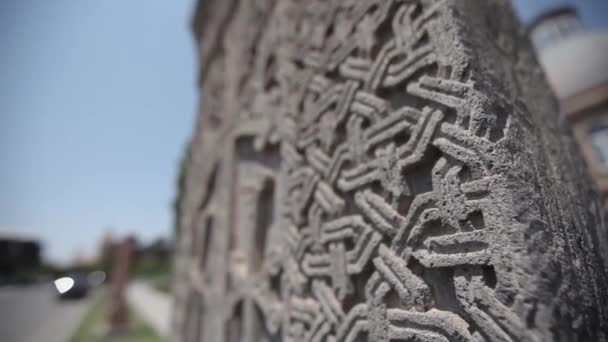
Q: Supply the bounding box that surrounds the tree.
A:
[173,0,608,341]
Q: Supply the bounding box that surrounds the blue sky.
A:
[0,0,197,263]
[0,1,605,263]
[513,0,608,29]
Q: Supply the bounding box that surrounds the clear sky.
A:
[512,0,608,29]
[0,1,606,264]
[0,0,197,263]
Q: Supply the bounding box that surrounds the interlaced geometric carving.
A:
[174,0,608,341]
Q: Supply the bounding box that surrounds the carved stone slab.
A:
[174,0,608,341]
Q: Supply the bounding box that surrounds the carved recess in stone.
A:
[173,0,608,341]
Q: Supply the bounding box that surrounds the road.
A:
[0,283,94,342]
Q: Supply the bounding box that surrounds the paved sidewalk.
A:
[127,281,172,339]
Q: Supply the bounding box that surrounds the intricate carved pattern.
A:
[174,0,608,341]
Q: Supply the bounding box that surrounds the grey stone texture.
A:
[173,0,608,341]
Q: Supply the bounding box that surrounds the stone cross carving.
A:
[108,236,135,332]
[173,0,608,341]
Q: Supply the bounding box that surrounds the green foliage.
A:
[132,254,172,278]
[151,274,172,294]
[98,242,117,275]
[172,141,191,236]
[70,290,163,342]
[36,262,61,274]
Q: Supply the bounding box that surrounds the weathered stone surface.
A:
[109,237,136,332]
[173,0,608,341]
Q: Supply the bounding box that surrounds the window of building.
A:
[590,127,608,167]
[529,12,582,52]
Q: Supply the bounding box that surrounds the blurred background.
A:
[0,0,606,341]
[1,0,195,341]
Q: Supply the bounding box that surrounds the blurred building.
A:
[0,233,41,281]
[529,6,608,194]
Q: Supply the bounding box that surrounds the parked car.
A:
[54,273,90,299]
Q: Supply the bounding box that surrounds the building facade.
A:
[0,233,41,282]
[529,7,608,195]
